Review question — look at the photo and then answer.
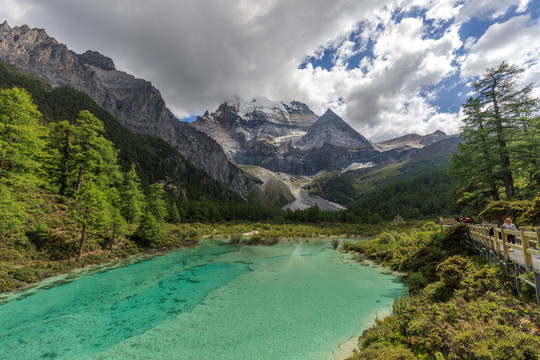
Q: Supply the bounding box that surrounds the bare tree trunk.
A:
[492,88,516,199]
[110,223,117,251]
[75,166,84,192]
[78,223,86,258]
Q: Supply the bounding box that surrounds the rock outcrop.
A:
[0,21,255,195]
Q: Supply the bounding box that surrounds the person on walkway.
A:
[501,218,518,246]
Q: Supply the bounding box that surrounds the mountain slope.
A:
[0,58,242,202]
[239,165,345,211]
[313,135,462,206]
[0,21,255,194]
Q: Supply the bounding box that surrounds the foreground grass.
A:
[342,224,540,360]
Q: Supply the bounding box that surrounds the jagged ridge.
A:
[0,21,256,195]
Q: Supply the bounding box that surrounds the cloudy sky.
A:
[1,0,540,141]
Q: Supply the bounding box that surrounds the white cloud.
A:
[337,18,462,140]
[0,0,31,21]
[424,0,463,21]
[0,0,538,142]
[458,0,529,20]
[460,15,540,80]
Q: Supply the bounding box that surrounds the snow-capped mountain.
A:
[191,98,379,175]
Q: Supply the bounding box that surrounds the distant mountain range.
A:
[192,98,460,210]
[192,97,459,176]
[191,98,378,175]
[0,21,461,210]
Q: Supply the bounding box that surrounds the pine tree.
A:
[47,120,76,195]
[0,87,46,183]
[470,62,536,199]
[146,183,168,223]
[73,182,110,258]
[71,110,120,192]
[451,62,539,201]
[451,98,500,206]
[108,207,127,251]
[118,163,145,223]
[168,202,181,223]
[132,211,163,248]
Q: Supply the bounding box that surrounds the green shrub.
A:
[440,224,469,255]
[0,279,16,292]
[349,344,416,360]
[437,255,471,289]
[378,232,395,244]
[26,222,50,250]
[520,192,540,225]
[407,272,429,293]
[477,200,532,224]
[12,266,39,283]
[132,212,163,248]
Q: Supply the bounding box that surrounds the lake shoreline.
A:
[2,239,406,360]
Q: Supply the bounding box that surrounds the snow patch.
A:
[238,96,293,125]
[340,162,375,174]
[268,130,307,144]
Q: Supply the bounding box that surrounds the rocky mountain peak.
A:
[301,109,372,151]
[419,130,447,145]
[0,21,255,195]
[191,100,379,175]
[374,130,450,151]
[78,50,116,71]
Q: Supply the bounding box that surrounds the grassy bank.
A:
[342,224,540,360]
[1,216,411,293]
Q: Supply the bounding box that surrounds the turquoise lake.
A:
[0,240,406,360]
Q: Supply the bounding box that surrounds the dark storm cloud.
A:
[5,0,382,117]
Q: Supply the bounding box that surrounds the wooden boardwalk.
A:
[467,224,540,271]
[465,223,540,304]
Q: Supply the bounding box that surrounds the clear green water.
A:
[0,240,406,360]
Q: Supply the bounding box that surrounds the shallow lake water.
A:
[0,240,406,359]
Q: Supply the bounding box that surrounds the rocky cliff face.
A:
[0,21,254,194]
[192,99,379,175]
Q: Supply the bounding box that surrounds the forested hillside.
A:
[316,138,458,206]
[347,170,458,220]
[0,59,240,202]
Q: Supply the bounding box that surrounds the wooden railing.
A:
[466,223,540,305]
[467,224,540,269]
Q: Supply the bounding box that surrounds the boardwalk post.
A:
[520,227,533,270]
[534,271,540,305]
[493,225,501,253]
[500,227,509,257]
[515,263,522,295]
[483,225,492,265]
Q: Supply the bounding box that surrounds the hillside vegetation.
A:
[343,225,540,359]
[0,58,240,201]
